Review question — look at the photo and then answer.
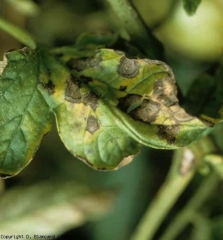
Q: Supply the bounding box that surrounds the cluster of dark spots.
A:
[118,94,160,123]
[157,125,179,144]
[117,57,139,78]
[86,115,100,134]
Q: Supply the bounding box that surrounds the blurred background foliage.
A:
[0,0,223,239]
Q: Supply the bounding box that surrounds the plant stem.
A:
[0,17,36,50]
[105,0,163,59]
[159,171,219,240]
[130,148,196,240]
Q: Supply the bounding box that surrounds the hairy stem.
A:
[0,17,36,50]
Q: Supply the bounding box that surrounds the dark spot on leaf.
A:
[118,94,160,123]
[133,100,161,123]
[67,58,87,71]
[67,56,102,72]
[83,93,99,111]
[157,125,179,144]
[119,85,127,91]
[86,56,102,68]
[45,80,55,94]
[118,57,139,78]
[65,76,82,103]
[153,79,178,107]
[65,76,99,110]
[118,95,141,112]
[86,115,100,134]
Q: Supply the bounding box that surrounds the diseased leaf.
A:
[0,46,220,175]
[38,49,140,170]
[182,0,202,16]
[0,48,52,178]
[54,97,140,170]
[68,49,212,149]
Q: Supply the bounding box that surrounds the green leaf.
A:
[182,0,202,16]
[0,48,52,178]
[68,48,212,149]
[75,31,118,48]
[185,66,223,124]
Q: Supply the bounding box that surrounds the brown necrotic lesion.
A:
[118,94,161,123]
[117,57,139,78]
[117,67,194,124]
[157,125,179,145]
[65,76,82,103]
[65,76,98,111]
[86,115,100,134]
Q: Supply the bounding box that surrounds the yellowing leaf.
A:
[68,49,212,149]
[38,48,140,170]
[50,77,140,170]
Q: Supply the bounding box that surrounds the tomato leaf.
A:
[68,49,212,149]
[38,48,140,170]
[0,48,52,177]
